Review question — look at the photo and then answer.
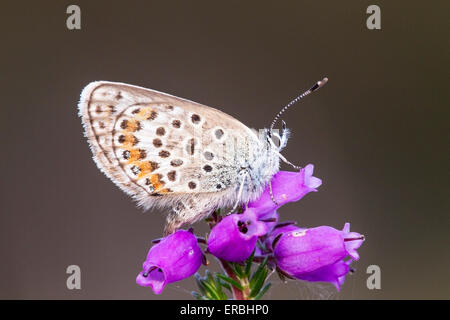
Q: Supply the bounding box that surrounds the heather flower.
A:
[274,223,364,278]
[136,230,202,294]
[207,208,267,262]
[133,160,365,299]
[248,164,322,215]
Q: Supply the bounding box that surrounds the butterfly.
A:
[78,79,327,235]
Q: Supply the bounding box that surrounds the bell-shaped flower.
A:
[274,223,364,278]
[248,164,322,215]
[136,230,203,294]
[207,208,267,262]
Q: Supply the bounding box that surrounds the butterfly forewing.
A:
[79,81,258,208]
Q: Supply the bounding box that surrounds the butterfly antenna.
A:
[270,77,328,132]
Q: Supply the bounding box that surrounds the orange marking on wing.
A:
[121,133,137,148]
[125,119,140,132]
[150,174,166,192]
[137,161,154,179]
[127,148,142,163]
[137,107,153,120]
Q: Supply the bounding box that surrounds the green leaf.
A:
[250,256,268,286]
[253,282,272,300]
[205,270,214,282]
[213,274,228,300]
[218,279,231,292]
[250,267,268,298]
[216,273,244,291]
[203,281,221,300]
[245,249,256,276]
[233,263,244,278]
[204,275,223,300]
[249,257,269,298]
[195,272,222,300]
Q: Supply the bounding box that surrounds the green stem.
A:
[219,259,248,300]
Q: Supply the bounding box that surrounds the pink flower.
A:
[273,223,364,288]
[248,164,322,215]
[136,230,203,294]
[207,208,267,262]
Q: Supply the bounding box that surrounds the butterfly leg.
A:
[269,180,279,205]
[277,151,302,170]
[225,169,249,215]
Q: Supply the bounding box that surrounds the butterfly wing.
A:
[79,81,259,213]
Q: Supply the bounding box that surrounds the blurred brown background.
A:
[1,1,449,299]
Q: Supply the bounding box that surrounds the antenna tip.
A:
[318,77,328,87]
[310,77,329,92]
